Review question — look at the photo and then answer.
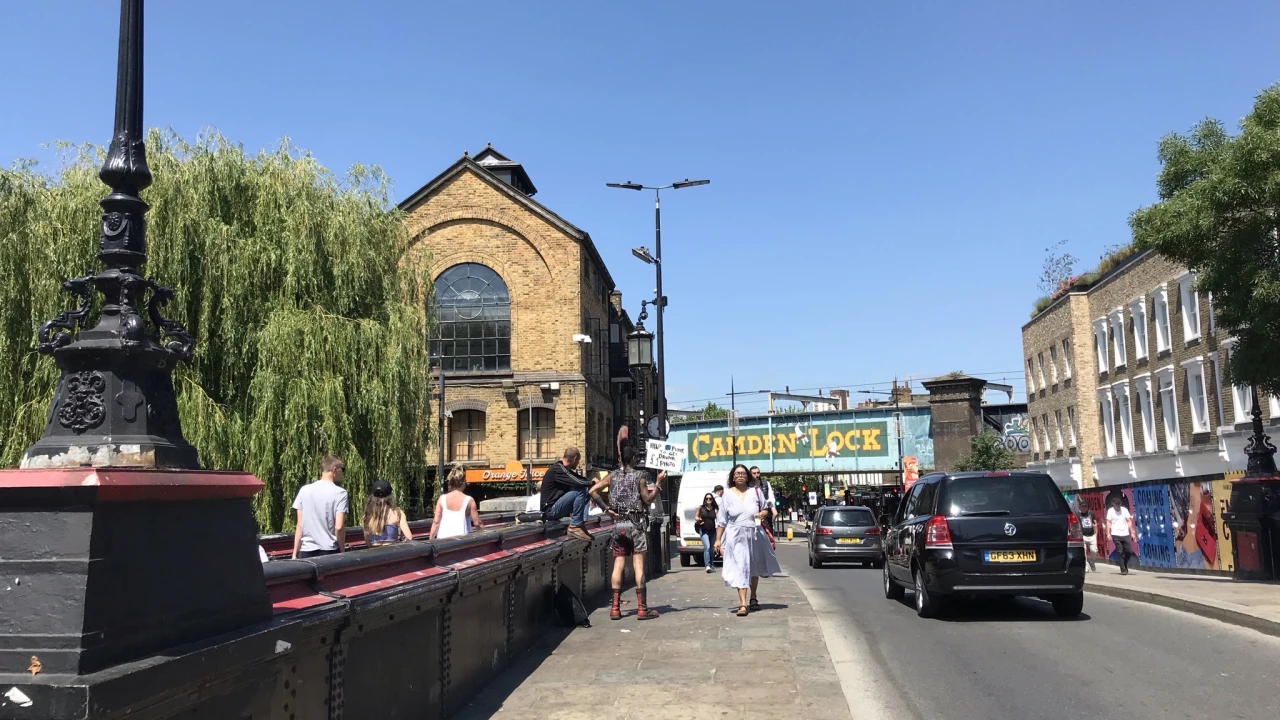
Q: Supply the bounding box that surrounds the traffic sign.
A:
[727,410,740,437]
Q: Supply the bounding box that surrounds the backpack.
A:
[555,583,591,628]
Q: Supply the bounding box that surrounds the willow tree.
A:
[0,130,433,531]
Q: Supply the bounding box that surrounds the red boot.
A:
[610,590,622,620]
[635,589,658,620]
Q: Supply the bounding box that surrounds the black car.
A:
[807,505,884,568]
[882,471,1085,618]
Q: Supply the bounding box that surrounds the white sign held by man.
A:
[644,439,688,473]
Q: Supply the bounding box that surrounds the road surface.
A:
[774,541,1280,720]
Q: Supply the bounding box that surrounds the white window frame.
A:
[1093,318,1109,374]
[1155,365,1180,450]
[1061,339,1072,379]
[1182,356,1210,434]
[1037,353,1046,391]
[1114,380,1134,454]
[1222,338,1250,424]
[1097,386,1117,457]
[1030,416,1040,454]
[1027,358,1036,397]
[1207,292,1215,335]
[1129,296,1148,361]
[1209,351,1224,429]
[1042,413,1051,452]
[1134,373,1157,453]
[1109,308,1127,368]
[1054,409,1065,450]
[1153,285,1172,354]
[1049,345,1059,385]
[1270,395,1280,422]
[1177,271,1201,345]
[1067,405,1078,447]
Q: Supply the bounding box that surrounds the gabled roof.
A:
[472,143,537,196]
[398,148,614,289]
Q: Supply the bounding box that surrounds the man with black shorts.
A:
[591,445,666,621]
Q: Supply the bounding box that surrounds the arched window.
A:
[518,408,556,460]
[431,263,511,373]
[449,410,486,461]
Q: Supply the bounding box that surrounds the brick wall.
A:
[1023,292,1098,483]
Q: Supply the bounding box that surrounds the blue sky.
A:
[5,2,1279,415]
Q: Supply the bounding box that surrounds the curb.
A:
[1085,582,1280,639]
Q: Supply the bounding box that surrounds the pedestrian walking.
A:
[541,447,594,541]
[1106,495,1137,575]
[291,454,349,559]
[591,445,666,620]
[430,467,483,540]
[750,466,779,544]
[695,492,719,572]
[363,480,414,546]
[1076,501,1099,571]
[714,464,781,617]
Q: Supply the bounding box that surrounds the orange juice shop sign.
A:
[465,464,547,483]
[690,420,890,462]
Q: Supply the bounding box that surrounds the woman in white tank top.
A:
[431,467,484,540]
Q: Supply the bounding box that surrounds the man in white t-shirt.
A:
[1105,495,1137,575]
[291,454,349,559]
[526,481,542,513]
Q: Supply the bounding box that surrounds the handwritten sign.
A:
[644,440,688,473]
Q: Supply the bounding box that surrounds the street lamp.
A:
[607,178,710,438]
[1223,387,1280,580]
[627,304,655,454]
[859,389,905,488]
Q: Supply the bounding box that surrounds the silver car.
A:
[808,506,884,568]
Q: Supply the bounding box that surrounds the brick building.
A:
[401,146,651,487]
[1023,249,1274,488]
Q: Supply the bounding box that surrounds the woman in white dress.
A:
[430,467,484,540]
[714,464,781,616]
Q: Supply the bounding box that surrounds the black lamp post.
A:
[608,178,709,438]
[1223,388,1280,580]
[627,303,655,454]
[22,0,197,470]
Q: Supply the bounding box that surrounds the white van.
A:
[673,470,729,567]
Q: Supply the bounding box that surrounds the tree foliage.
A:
[1037,239,1077,297]
[952,430,1018,472]
[1130,84,1280,393]
[0,130,433,531]
[671,401,729,423]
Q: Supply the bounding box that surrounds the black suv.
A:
[882,471,1085,618]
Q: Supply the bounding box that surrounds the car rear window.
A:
[821,509,875,527]
[943,476,1066,517]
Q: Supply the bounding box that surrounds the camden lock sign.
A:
[689,419,890,462]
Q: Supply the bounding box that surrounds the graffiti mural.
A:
[1067,477,1224,572]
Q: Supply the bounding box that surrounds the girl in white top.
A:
[430,467,484,540]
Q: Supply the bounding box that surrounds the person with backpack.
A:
[1076,500,1099,571]
[590,445,666,621]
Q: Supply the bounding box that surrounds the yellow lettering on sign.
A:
[747,435,763,455]
[711,437,726,458]
[862,428,882,451]
[736,436,747,454]
[808,428,821,456]
[693,434,710,461]
[844,429,861,451]
[778,433,795,454]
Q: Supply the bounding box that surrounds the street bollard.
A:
[787,527,794,541]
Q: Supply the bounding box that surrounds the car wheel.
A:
[883,561,904,600]
[680,553,691,567]
[914,567,943,618]
[813,555,824,569]
[1052,592,1084,618]
[873,559,885,569]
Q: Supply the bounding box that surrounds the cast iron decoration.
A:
[22,0,199,469]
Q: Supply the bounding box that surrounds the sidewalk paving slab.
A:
[1085,562,1280,637]
[452,563,853,720]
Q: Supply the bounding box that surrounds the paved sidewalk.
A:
[453,563,853,720]
[1085,562,1280,637]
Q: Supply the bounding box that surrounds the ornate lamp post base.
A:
[1223,389,1280,581]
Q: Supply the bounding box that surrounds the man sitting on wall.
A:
[541,447,593,540]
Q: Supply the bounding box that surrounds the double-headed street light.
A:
[607,178,710,438]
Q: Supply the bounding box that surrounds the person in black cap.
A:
[363,480,414,546]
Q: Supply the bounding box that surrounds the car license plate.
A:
[836,538,861,545]
[984,549,1036,563]
[685,539,703,547]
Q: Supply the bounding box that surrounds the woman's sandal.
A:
[736,605,749,617]
[749,598,761,612]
